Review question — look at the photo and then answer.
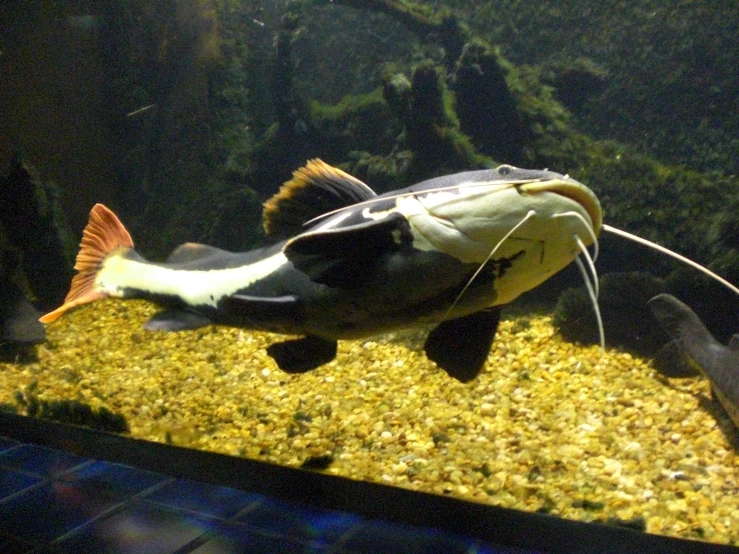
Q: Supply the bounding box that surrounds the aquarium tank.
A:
[1,0,738,547]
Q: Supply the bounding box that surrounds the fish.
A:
[0,247,45,346]
[648,293,739,429]
[40,160,603,382]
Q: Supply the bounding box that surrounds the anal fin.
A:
[424,308,501,383]
[267,335,337,373]
[144,310,213,331]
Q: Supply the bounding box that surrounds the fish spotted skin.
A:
[41,160,601,382]
[649,293,739,429]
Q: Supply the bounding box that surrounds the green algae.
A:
[14,380,129,434]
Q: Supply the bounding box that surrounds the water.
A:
[1,0,738,546]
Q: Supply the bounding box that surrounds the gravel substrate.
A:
[1,299,737,545]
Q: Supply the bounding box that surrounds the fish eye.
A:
[497,165,514,175]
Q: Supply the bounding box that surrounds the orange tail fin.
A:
[40,204,133,323]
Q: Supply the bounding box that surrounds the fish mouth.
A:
[519,178,603,235]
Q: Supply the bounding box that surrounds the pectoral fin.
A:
[424,308,501,383]
[652,339,700,378]
[284,212,409,287]
[267,335,338,373]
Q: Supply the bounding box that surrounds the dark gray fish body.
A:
[649,293,739,429]
[42,160,602,382]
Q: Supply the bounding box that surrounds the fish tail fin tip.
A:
[40,204,133,323]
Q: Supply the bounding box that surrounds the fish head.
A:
[400,165,602,305]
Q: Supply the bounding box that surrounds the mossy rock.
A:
[554,271,666,355]
[14,382,129,434]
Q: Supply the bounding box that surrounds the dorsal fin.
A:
[166,242,232,264]
[262,159,376,239]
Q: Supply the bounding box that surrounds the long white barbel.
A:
[602,224,739,297]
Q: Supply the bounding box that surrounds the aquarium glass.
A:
[1,0,737,547]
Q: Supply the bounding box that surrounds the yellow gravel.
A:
[1,299,737,545]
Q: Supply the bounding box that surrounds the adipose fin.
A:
[165,243,233,264]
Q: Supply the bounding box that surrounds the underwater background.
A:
[1,0,738,546]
